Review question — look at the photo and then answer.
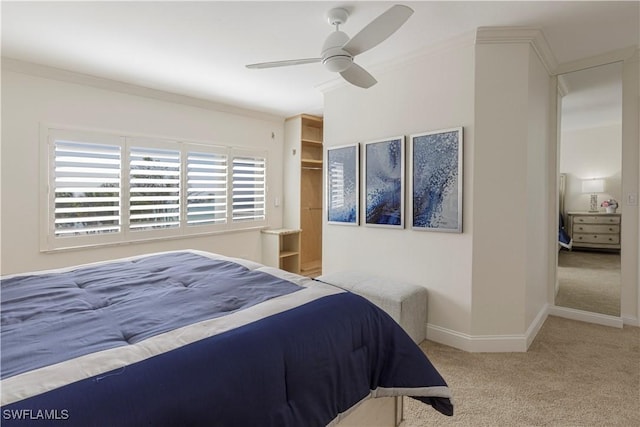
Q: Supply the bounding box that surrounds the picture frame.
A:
[327,144,359,225]
[363,136,405,228]
[410,127,463,233]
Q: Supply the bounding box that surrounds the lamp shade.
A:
[582,179,604,193]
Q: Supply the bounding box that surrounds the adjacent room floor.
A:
[555,249,621,316]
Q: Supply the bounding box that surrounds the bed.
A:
[1,250,453,426]
[559,212,572,250]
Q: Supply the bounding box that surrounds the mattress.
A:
[1,250,453,426]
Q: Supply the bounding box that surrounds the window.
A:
[129,145,181,231]
[42,127,267,250]
[53,139,121,237]
[232,155,266,222]
[186,150,228,226]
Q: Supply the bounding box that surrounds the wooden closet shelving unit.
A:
[283,114,323,278]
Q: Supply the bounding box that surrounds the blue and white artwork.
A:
[364,137,404,227]
[411,128,463,233]
[327,144,359,225]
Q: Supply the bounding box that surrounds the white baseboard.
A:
[548,305,623,328]
[426,304,548,353]
[426,325,526,352]
[426,304,630,352]
[525,303,550,348]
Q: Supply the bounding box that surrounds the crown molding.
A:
[319,26,559,94]
[557,74,570,97]
[1,57,285,123]
[475,26,558,75]
[317,30,477,94]
[553,45,639,76]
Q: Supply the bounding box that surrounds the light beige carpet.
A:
[402,316,639,426]
[555,250,621,316]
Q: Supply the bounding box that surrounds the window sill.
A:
[40,225,268,254]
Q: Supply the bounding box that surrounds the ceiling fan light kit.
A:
[321,29,352,72]
[246,4,414,89]
[323,55,353,73]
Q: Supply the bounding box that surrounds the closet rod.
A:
[301,166,322,170]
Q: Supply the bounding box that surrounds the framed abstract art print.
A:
[327,144,359,225]
[363,136,404,228]
[410,127,463,233]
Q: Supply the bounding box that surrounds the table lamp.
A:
[582,179,604,212]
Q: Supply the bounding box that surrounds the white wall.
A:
[620,50,639,325]
[1,64,285,275]
[471,42,550,338]
[323,36,476,336]
[283,117,301,229]
[324,30,554,351]
[526,48,553,330]
[471,42,530,337]
[560,123,622,213]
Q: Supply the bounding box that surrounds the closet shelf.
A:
[302,138,323,146]
[302,158,323,165]
[279,250,299,259]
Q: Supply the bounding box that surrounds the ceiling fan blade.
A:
[246,58,321,69]
[340,63,377,89]
[342,4,414,56]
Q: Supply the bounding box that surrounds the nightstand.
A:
[567,212,621,251]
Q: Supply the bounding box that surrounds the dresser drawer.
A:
[572,224,620,234]
[572,215,620,225]
[572,233,620,245]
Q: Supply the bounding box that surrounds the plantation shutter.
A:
[186,150,228,226]
[231,155,266,222]
[129,146,181,231]
[53,140,121,237]
[44,127,270,251]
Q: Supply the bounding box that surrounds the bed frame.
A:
[337,397,402,427]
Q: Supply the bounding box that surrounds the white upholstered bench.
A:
[316,271,427,344]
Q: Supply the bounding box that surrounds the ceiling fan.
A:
[246,4,414,89]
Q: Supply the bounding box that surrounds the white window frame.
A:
[40,126,267,251]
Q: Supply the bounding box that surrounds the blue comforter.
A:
[1,251,453,426]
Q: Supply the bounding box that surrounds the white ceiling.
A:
[2,1,639,118]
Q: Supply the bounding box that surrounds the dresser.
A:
[567,212,621,251]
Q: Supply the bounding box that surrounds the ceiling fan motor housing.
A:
[321,30,352,72]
